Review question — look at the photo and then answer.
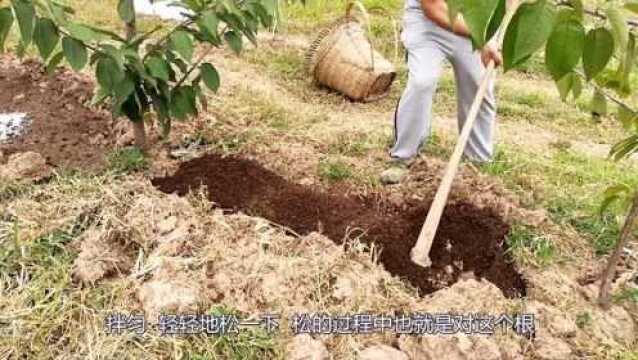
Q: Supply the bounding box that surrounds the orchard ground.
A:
[0,0,637,359]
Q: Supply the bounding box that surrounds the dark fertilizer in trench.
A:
[152,153,527,298]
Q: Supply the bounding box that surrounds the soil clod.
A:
[152,153,526,297]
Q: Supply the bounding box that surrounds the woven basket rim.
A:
[304,16,361,75]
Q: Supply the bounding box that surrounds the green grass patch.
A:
[613,287,638,304]
[318,159,353,181]
[481,146,638,257]
[107,147,149,174]
[328,133,382,156]
[0,223,82,281]
[615,352,638,360]
[575,311,593,329]
[506,224,556,267]
[245,47,305,83]
[185,306,281,360]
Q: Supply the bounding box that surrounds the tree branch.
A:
[598,191,638,309]
[573,71,638,114]
[555,0,638,29]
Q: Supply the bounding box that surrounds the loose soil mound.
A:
[152,154,526,297]
[0,57,113,170]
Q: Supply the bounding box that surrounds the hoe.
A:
[411,1,519,268]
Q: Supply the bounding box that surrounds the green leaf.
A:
[0,7,14,52]
[503,0,555,72]
[606,6,628,57]
[45,50,64,74]
[96,56,124,92]
[62,36,87,71]
[625,1,638,14]
[170,86,197,120]
[145,55,170,82]
[224,30,242,54]
[11,0,35,46]
[113,74,135,101]
[572,73,583,99]
[34,17,59,60]
[554,8,581,24]
[610,134,638,161]
[456,0,501,48]
[545,20,585,80]
[261,0,278,15]
[169,30,193,62]
[486,0,506,43]
[618,33,636,94]
[618,104,638,131]
[117,0,135,24]
[200,63,220,92]
[47,1,68,24]
[582,28,614,81]
[120,92,143,122]
[568,0,584,20]
[590,89,607,116]
[65,22,100,42]
[198,10,219,39]
[600,184,632,214]
[556,72,581,102]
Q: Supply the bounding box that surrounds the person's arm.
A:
[420,0,470,37]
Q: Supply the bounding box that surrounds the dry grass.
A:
[1,0,637,358]
[1,171,636,359]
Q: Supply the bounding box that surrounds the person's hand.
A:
[480,41,503,67]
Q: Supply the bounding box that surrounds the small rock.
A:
[169,148,198,160]
[137,280,200,320]
[591,305,636,345]
[332,275,355,300]
[12,93,25,102]
[444,264,455,275]
[534,336,571,360]
[459,271,477,281]
[0,151,52,182]
[525,301,577,338]
[470,336,502,360]
[359,345,408,360]
[388,192,404,207]
[299,177,314,186]
[157,216,178,235]
[287,334,330,360]
[398,334,471,360]
[116,130,135,147]
[550,315,577,338]
[498,337,524,360]
[89,133,105,146]
[380,167,407,185]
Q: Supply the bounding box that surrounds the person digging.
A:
[380,0,503,185]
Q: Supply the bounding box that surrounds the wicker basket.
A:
[305,4,397,102]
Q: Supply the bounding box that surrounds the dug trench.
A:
[152,153,527,298]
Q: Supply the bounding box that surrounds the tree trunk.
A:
[598,191,638,309]
[125,10,147,150]
[132,120,146,150]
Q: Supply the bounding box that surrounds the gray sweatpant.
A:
[390,9,496,162]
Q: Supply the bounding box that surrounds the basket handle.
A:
[345,1,376,71]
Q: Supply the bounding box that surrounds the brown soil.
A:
[0,57,113,171]
[152,153,527,298]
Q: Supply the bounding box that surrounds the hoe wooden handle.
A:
[410,1,520,268]
[410,61,496,268]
